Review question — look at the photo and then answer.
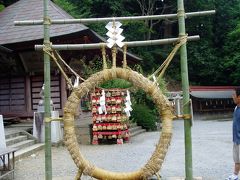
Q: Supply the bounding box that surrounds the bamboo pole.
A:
[177,0,193,179]
[35,35,200,51]
[43,0,52,179]
[14,10,215,25]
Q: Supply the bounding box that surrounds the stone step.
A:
[129,126,142,133]
[128,123,146,138]
[130,128,146,137]
[5,135,28,146]
[15,143,45,160]
[129,122,138,128]
[9,122,32,128]
[9,139,36,150]
[5,131,22,139]
[4,129,44,160]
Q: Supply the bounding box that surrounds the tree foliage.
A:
[53,0,238,86]
[0,4,4,11]
[185,0,240,85]
[2,0,240,85]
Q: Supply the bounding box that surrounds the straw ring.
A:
[63,67,174,180]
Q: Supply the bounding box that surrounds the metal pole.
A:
[177,0,193,179]
[35,35,200,51]
[14,10,215,25]
[43,0,52,179]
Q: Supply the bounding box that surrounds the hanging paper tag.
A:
[73,76,79,88]
[98,106,103,114]
[124,108,131,117]
[101,105,107,115]
[100,90,106,105]
[153,75,157,83]
[99,90,107,114]
[126,90,132,105]
[125,102,132,111]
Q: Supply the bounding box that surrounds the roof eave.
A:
[0,45,13,53]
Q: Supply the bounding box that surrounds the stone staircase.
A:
[5,130,44,160]
[129,122,146,137]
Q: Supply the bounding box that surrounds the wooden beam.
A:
[18,53,29,73]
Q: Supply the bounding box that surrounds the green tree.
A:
[183,0,240,85]
[47,0,240,86]
[0,4,4,11]
[221,21,240,85]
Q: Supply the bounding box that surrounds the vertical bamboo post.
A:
[43,0,52,179]
[177,0,193,179]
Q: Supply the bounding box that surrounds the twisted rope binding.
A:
[101,44,108,69]
[42,46,74,89]
[111,46,117,68]
[53,50,85,82]
[43,16,51,25]
[123,45,127,68]
[177,9,186,18]
[148,34,188,82]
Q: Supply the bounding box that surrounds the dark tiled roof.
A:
[190,86,240,99]
[190,90,234,99]
[0,0,88,45]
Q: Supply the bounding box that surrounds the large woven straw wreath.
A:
[63,67,174,180]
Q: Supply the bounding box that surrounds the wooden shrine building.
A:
[0,0,140,118]
[190,86,238,119]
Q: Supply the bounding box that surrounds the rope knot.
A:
[43,16,52,25]
[177,9,186,18]
[83,164,95,177]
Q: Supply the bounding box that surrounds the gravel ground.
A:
[14,119,233,180]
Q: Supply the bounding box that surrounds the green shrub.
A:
[100,78,132,89]
[131,104,156,131]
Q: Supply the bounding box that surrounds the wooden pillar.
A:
[60,74,67,115]
[25,76,32,116]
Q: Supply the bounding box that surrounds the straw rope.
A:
[75,168,83,180]
[43,45,74,89]
[52,50,85,82]
[177,9,186,18]
[112,46,117,68]
[123,45,127,68]
[43,46,87,91]
[63,67,174,180]
[101,44,108,69]
[43,16,51,25]
[148,35,187,81]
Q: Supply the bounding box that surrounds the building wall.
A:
[0,74,65,118]
[191,97,235,112]
[0,77,26,115]
[30,75,62,111]
[191,97,235,120]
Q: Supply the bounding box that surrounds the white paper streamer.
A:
[73,76,79,88]
[124,90,132,117]
[99,90,107,114]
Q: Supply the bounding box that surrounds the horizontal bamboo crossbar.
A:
[14,10,215,25]
[35,35,199,51]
